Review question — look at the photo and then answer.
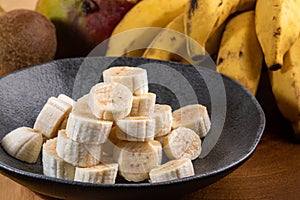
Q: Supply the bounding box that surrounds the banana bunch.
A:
[108,0,300,140]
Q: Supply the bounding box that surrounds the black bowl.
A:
[0,57,265,200]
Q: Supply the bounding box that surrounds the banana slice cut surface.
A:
[164,127,201,160]
[88,82,133,121]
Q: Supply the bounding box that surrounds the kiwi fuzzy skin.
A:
[0,9,57,76]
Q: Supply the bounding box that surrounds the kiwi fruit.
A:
[0,9,57,76]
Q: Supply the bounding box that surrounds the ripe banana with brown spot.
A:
[153,104,172,137]
[1,127,43,163]
[142,13,189,63]
[255,0,300,70]
[163,127,201,160]
[149,158,195,183]
[88,82,133,121]
[42,137,75,180]
[56,130,102,167]
[184,0,256,61]
[269,35,300,140]
[106,0,188,57]
[103,66,149,95]
[216,11,263,95]
[115,117,155,141]
[113,140,162,182]
[74,163,118,184]
[66,95,113,144]
[34,96,72,139]
[172,104,211,138]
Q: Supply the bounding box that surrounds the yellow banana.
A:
[142,13,189,63]
[216,11,263,95]
[106,0,188,57]
[269,35,300,140]
[184,0,256,62]
[255,0,300,70]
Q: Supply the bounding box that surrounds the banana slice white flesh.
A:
[42,137,75,180]
[113,140,162,182]
[164,127,201,160]
[57,94,75,106]
[88,82,133,121]
[149,158,195,183]
[153,104,172,137]
[56,130,102,167]
[66,95,113,144]
[102,127,120,157]
[130,93,156,117]
[74,163,118,184]
[34,97,72,139]
[103,66,148,95]
[57,94,75,130]
[172,104,211,138]
[1,127,43,163]
[115,117,155,141]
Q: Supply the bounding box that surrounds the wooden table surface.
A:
[0,70,299,200]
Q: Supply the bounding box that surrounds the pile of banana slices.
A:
[1,66,211,184]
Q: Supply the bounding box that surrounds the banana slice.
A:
[88,82,133,121]
[56,130,102,167]
[57,94,75,130]
[172,104,211,138]
[115,117,155,141]
[57,94,75,106]
[1,127,43,163]
[130,93,156,117]
[103,66,148,95]
[66,95,113,144]
[42,137,75,180]
[102,127,120,157]
[153,104,172,137]
[164,127,201,160]
[113,140,162,182]
[149,158,195,183]
[34,97,72,139]
[74,163,118,184]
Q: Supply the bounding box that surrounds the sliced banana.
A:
[115,117,155,141]
[103,66,148,95]
[153,104,172,137]
[57,94,75,106]
[113,140,162,182]
[1,127,43,163]
[88,82,133,121]
[34,97,72,139]
[42,137,75,180]
[130,93,156,117]
[57,94,75,130]
[56,130,102,167]
[172,104,211,138]
[149,158,195,183]
[66,95,113,144]
[102,127,120,157]
[74,163,118,184]
[164,127,201,160]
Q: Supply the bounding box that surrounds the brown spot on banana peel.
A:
[273,27,281,38]
[270,64,282,71]
[218,0,223,7]
[188,0,198,19]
